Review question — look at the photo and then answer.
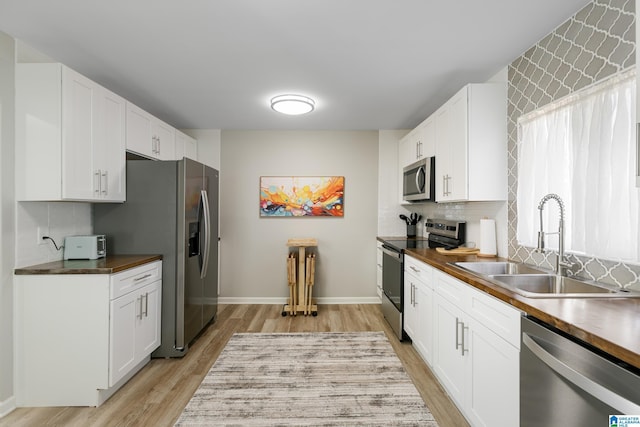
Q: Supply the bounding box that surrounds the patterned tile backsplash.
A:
[508,0,639,289]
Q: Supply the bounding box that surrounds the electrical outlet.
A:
[37,226,50,245]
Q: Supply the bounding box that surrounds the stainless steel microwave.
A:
[403,157,435,202]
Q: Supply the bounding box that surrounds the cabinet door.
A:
[403,272,418,340]
[420,116,436,158]
[435,87,468,202]
[135,281,162,358]
[415,284,434,366]
[109,290,137,387]
[176,130,198,161]
[398,132,415,169]
[96,88,126,201]
[61,67,97,200]
[434,105,450,201]
[466,318,519,427]
[447,89,469,201]
[433,294,466,407]
[155,119,176,160]
[126,102,154,158]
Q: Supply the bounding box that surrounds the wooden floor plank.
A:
[1,304,469,427]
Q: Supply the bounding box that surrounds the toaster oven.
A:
[63,235,106,260]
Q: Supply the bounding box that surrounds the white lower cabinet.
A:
[403,255,435,365]
[14,261,162,407]
[430,267,520,427]
[109,280,161,386]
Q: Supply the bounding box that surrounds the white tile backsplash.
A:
[16,201,92,267]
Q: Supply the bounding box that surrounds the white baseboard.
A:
[218,297,381,305]
[0,395,16,418]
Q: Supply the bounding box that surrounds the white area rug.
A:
[174,332,438,426]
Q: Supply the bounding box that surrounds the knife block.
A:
[407,224,416,237]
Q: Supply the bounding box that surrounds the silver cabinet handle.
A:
[523,333,640,414]
[94,170,101,194]
[134,273,152,282]
[101,170,108,195]
[411,283,415,306]
[138,296,144,320]
[143,292,149,317]
[410,265,420,273]
[455,318,468,355]
[461,322,468,355]
[442,175,447,197]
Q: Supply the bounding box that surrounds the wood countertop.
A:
[401,246,640,370]
[14,254,162,275]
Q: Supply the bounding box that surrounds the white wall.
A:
[377,130,409,236]
[219,130,379,303]
[15,202,92,268]
[0,31,15,415]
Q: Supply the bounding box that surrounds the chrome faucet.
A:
[536,193,572,276]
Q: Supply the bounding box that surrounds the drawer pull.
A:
[410,266,420,273]
[133,273,153,282]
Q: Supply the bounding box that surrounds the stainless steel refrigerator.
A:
[93,158,219,358]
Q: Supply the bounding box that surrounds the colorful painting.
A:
[260,176,344,217]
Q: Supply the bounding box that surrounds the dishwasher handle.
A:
[523,333,640,414]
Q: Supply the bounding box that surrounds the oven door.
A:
[381,245,403,311]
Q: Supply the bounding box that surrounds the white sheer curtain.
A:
[517,69,639,262]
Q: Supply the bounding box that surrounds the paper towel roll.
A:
[479,219,497,257]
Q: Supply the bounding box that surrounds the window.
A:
[517,69,639,262]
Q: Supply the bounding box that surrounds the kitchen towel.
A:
[479,218,497,257]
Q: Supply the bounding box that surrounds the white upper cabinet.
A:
[399,117,436,169]
[434,83,507,202]
[175,130,198,161]
[125,102,176,160]
[16,64,126,202]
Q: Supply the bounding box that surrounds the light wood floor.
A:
[1,304,469,427]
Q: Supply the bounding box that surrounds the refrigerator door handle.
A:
[200,190,211,279]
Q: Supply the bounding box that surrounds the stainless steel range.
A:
[380,219,466,340]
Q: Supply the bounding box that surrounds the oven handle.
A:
[523,333,640,414]
[381,245,402,259]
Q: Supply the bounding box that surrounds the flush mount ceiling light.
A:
[270,94,315,115]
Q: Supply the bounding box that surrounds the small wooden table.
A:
[283,238,318,316]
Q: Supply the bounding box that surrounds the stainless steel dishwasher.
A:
[521,316,640,426]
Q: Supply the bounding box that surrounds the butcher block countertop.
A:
[14,254,162,275]
[402,246,640,370]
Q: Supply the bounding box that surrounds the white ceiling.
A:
[0,0,592,130]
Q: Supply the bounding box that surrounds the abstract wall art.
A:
[260,176,344,217]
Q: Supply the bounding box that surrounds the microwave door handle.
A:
[416,166,425,192]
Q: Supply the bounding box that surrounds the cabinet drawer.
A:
[110,261,162,300]
[434,269,467,308]
[467,285,522,348]
[405,255,434,288]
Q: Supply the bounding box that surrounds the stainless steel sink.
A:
[489,274,638,298]
[453,261,548,276]
[451,261,640,298]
